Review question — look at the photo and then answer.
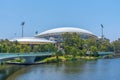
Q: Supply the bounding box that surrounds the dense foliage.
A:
[112,38,120,53]
[0,39,55,53]
[0,33,119,55]
[55,32,115,58]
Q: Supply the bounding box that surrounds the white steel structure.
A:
[35,27,97,42]
[10,37,54,44]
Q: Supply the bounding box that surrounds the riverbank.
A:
[40,55,98,63]
[3,54,114,65]
[3,55,97,65]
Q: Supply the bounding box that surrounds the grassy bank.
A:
[41,55,97,63]
[4,55,98,64]
[5,58,25,63]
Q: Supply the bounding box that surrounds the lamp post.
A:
[21,22,25,37]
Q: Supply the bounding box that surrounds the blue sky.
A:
[0,0,120,41]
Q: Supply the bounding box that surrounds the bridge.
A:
[0,52,53,65]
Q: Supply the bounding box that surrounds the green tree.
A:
[112,39,120,53]
[33,45,40,53]
[90,46,98,57]
[15,45,22,53]
[23,45,31,53]
[64,46,71,55]
[71,47,77,59]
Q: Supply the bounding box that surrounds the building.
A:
[35,27,97,42]
[10,37,54,44]
[10,27,97,44]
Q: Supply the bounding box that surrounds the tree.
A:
[56,50,63,58]
[85,37,97,48]
[71,47,77,59]
[64,46,71,55]
[23,45,31,53]
[33,45,40,53]
[15,45,22,53]
[90,46,98,57]
[48,44,55,52]
[112,39,120,53]
[0,44,3,53]
[62,32,84,49]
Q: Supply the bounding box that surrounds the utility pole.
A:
[101,24,104,40]
[21,22,25,37]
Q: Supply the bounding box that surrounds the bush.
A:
[41,56,66,63]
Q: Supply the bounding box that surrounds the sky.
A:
[0,0,120,41]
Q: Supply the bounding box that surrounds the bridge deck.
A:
[0,52,53,60]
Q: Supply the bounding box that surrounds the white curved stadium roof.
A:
[35,27,95,37]
[10,37,54,44]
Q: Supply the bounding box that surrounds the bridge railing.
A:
[0,52,53,59]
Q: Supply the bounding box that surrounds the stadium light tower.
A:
[101,24,104,40]
[35,31,38,35]
[21,22,25,37]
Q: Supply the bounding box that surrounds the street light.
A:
[21,22,25,37]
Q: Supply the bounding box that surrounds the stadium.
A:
[35,27,97,42]
[11,27,97,44]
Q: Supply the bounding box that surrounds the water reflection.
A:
[63,61,86,74]
[1,59,120,80]
[0,65,24,80]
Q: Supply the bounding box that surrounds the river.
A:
[0,58,120,80]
